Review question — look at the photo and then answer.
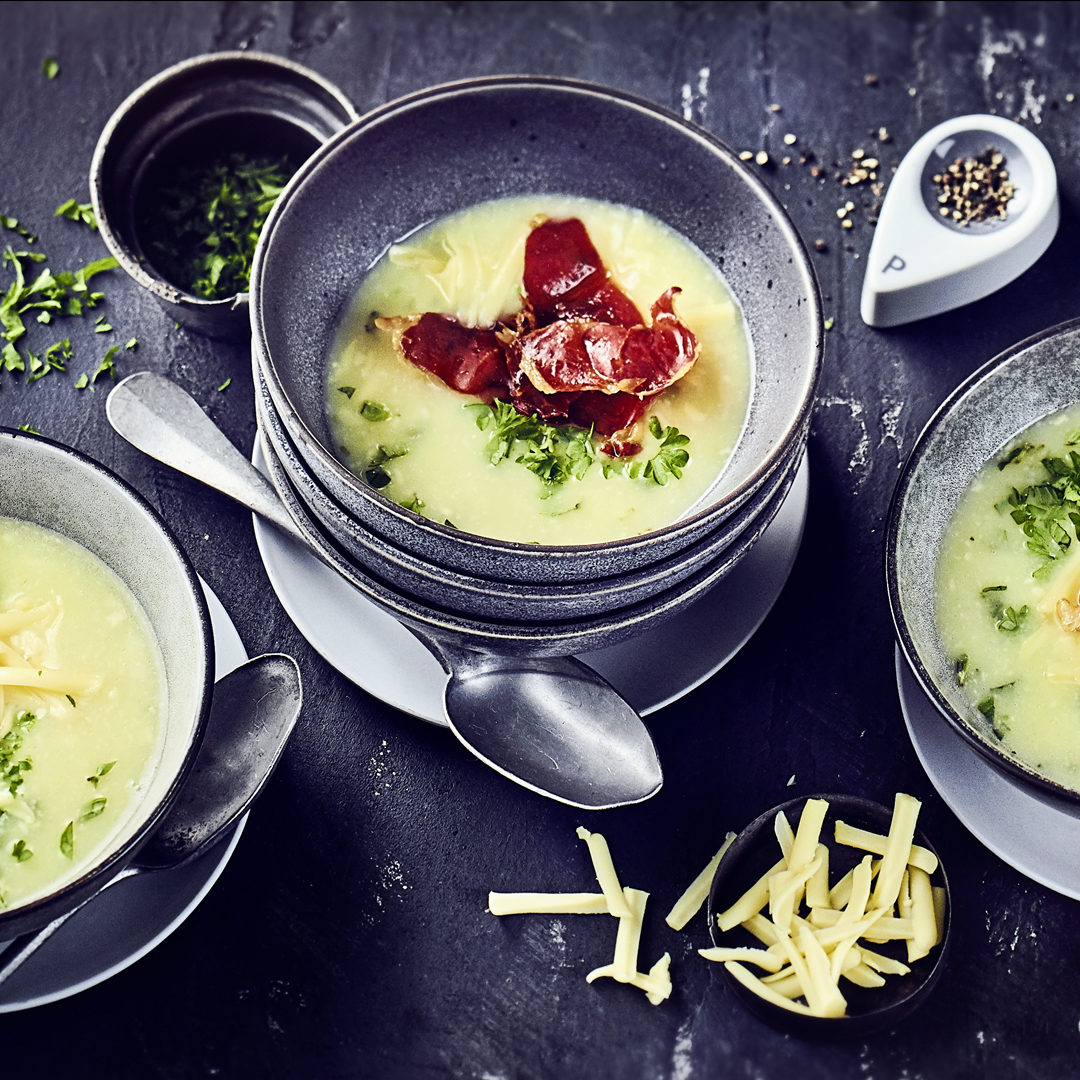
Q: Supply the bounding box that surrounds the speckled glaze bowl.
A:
[250,76,821,584]
[258,423,797,656]
[255,366,804,622]
[707,794,950,1040]
[0,428,213,938]
[887,318,1080,817]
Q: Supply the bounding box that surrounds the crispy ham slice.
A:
[513,288,699,399]
[376,313,508,399]
[523,217,643,328]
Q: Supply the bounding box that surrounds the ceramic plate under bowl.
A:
[886,317,1080,818]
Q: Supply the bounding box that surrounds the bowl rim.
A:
[89,49,360,311]
[249,73,823,557]
[885,315,1080,809]
[0,426,215,927]
[706,792,951,1039]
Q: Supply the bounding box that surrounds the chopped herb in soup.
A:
[326,195,751,545]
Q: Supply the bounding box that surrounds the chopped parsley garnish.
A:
[17,423,41,435]
[65,694,75,707]
[217,378,231,392]
[642,417,690,486]
[125,337,137,350]
[80,797,107,821]
[11,840,32,862]
[360,400,391,422]
[59,821,73,859]
[997,442,1041,470]
[337,385,356,399]
[87,761,115,788]
[463,401,690,496]
[955,654,969,685]
[41,56,59,80]
[0,240,121,388]
[1,216,36,243]
[363,467,391,489]
[94,315,112,333]
[980,584,1007,593]
[139,152,293,300]
[0,712,35,798]
[371,444,408,466]
[54,199,96,230]
[996,605,1028,633]
[93,344,120,383]
[399,494,425,513]
[364,311,380,333]
[1005,448,1080,577]
[823,316,835,330]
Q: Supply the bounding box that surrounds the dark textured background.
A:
[2,3,1079,1077]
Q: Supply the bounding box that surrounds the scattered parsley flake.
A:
[17,423,41,435]
[217,378,231,392]
[92,344,120,383]
[124,337,137,350]
[642,417,691,486]
[65,694,75,707]
[955,654,969,685]
[54,199,97,230]
[11,840,32,862]
[41,56,59,80]
[824,316,835,330]
[337,385,356,399]
[80,797,107,821]
[996,604,1029,633]
[60,821,73,859]
[74,372,88,389]
[360,400,391,422]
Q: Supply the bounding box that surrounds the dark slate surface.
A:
[2,3,1079,1077]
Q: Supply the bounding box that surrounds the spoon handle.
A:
[106,371,309,545]
[0,866,138,987]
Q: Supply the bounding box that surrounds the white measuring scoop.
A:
[860,114,1058,328]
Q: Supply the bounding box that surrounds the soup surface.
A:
[936,402,1080,788]
[0,517,163,908]
[325,195,752,544]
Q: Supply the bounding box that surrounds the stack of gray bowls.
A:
[249,78,823,659]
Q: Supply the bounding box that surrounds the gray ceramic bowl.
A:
[250,76,821,584]
[91,52,358,341]
[887,318,1080,817]
[258,423,797,656]
[256,367,803,621]
[0,428,213,937]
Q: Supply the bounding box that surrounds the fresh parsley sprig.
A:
[1006,448,1080,577]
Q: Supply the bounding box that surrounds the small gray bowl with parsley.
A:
[90,52,357,341]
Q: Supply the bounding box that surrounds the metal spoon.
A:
[106,372,662,810]
[0,652,302,986]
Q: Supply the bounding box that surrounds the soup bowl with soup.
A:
[888,318,1080,816]
[250,77,821,590]
[0,428,213,937]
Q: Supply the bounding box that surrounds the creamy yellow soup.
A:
[936,403,1080,788]
[325,195,752,544]
[0,517,163,908]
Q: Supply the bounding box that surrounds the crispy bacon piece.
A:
[513,287,698,399]
[523,218,643,328]
[378,313,508,399]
